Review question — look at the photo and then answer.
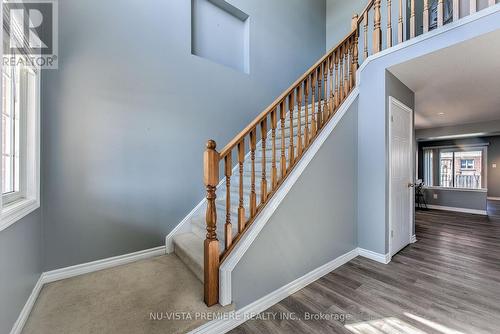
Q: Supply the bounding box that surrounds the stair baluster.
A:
[271,108,278,188]
[311,72,317,138]
[297,85,303,156]
[339,46,344,102]
[317,66,323,130]
[280,101,287,178]
[250,130,257,217]
[334,49,339,109]
[288,93,295,166]
[304,77,310,146]
[225,154,232,250]
[424,0,430,33]
[329,55,334,117]
[373,0,382,53]
[324,61,328,123]
[387,0,393,48]
[470,0,477,14]
[410,0,416,38]
[260,118,268,203]
[398,0,404,43]
[352,15,359,88]
[238,139,245,232]
[364,11,369,59]
[453,0,460,21]
[438,0,444,27]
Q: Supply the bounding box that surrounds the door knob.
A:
[408,182,415,188]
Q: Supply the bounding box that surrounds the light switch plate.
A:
[493,163,497,168]
[433,193,438,199]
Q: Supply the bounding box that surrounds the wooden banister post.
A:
[410,0,416,38]
[453,0,460,21]
[204,140,219,306]
[470,0,477,14]
[387,0,393,48]
[423,0,429,33]
[438,0,444,27]
[373,0,382,53]
[352,14,359,88]
[398,0,404,43]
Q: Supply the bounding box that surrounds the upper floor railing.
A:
[202,0,498,306]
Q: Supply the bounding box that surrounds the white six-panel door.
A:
[389,97,413,257]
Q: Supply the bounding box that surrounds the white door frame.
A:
[388,96,414,257]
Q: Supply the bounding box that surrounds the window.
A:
[2,65,22,204]
[460,159,474,170]
[423,146,485,190]
[423,149,433,186]
[0,61,40,231]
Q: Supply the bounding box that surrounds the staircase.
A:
[172,105,316,282]
[167,0,498,308]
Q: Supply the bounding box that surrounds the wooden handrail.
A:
[202,0,497,306]
[219,30,357,159]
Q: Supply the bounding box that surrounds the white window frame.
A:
[423,144,487,191]
[0,65,40,232]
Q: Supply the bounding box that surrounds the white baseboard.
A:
[487,197,500,201]
[42,246,166,284]
[410,235,417,243]
[426,204,487,216]
[10,246,166,334]
[9,276,44,334]
[190,248,359,334]
[357,247,391,264]
[219,89,359,306]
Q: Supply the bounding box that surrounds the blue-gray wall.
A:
[232,98,358,308]
[423,188,488,211]
[0,211,42,334]
[326,0,366,50]
[40,0,326,270]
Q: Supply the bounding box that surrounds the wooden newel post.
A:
[204,139,219,306]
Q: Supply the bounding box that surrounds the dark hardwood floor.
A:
[230,208,500,334]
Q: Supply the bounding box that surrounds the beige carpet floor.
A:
[23,254,231,334]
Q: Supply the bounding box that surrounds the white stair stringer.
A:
[167,99,354,287]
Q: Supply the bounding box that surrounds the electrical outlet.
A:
[433,193,438,200]
[493,163,497,169]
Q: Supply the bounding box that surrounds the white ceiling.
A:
[389,29,500,130]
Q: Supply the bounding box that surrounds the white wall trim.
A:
[357,247,391,264]
[487,197,500,201]
[9,275,44,334]
[426,204,487,216]
[218,88,359,306]
[9,246,166,334]
[43,246,166,283]
[410,234,417,243]
[425,186,487,193]
[190,248,359,334]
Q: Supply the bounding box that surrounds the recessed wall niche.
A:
[191,0,250,74]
